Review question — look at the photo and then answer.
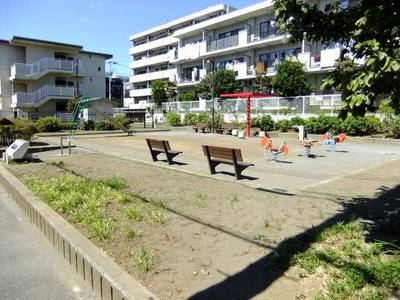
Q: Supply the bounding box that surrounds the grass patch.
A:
[126,227,140,240]
[126,205,143,222]
[151,210,169,224]
[134,248,155,272]
[24,173,129,241]
[292,221,400,299]
[101,175,128,191]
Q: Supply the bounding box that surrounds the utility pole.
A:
[108,60,117,100]
[75,55,80,97]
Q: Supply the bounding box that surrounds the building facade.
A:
[129,1,348,104]
[0,36,112,119]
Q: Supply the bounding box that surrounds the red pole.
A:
[246,96,251,138]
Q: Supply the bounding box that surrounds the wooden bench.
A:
[192,123,209,133]
[215,123,234,135]
[202,145,254,180]
[146,139,182,165]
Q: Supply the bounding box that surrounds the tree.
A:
[255,72,272,94]
[177,91,197,102]
[271,59,313,97]
[274,0,400,115]
[151,79,177,107]
[165,80,177,102]
[196,69,240,99]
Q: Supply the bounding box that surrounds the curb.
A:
[36,129,170,138]
[0,163,157,300]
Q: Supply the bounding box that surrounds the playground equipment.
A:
[321,132,347,151]
[260,136,289,161]
[68,96,133,139]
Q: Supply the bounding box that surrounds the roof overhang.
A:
[220,92,274,98]
[10,36,82,51]
[173,1,274,38]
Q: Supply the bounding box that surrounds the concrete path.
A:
[0,186,97,300]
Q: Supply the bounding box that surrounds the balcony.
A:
[10,58,84,81]
[178,68,207,86]
[130,68,177,83]
[130,49,177,69]
[12,85,81,108]
[207,34,239,52]
[130,88,152,97]
[129,36,178,55]
[248,29,286,44]
[297,48,341,71]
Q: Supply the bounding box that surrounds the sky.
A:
[0,0,261,77]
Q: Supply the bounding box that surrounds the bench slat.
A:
[202,145,243,161]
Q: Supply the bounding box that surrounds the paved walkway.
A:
[0,187,97,300]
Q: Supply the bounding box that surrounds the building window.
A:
[218,28,243,39]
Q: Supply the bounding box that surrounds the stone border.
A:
[36,128,170,138]
[0,163,157,300]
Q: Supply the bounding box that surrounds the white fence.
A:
[161,94,342,116]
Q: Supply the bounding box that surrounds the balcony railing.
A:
[12,85,82,107]
[248,29,286,43]
[10,58,84,80]
[206,35,239,52]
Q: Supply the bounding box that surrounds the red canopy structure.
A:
[219,92,273,138]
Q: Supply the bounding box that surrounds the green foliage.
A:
[275,0,400,115]
[255,73,272,94]
[0,119,38,146]
[113,115,130,128]
[35,116,62,132]
[305,115,342,134]
[134,248,155,272]
[275,119,292,132]
[95,120,116,131]
[272,59,313,97]
[83,120,96,130]
[341,116,381,136]
[184,113,198,125]
[126,205,143,222]
[196,69,240,99]
[256,115,275,131]
[178,91,197,102]
[101,175,128,191]
[151,79,176,107]
[197,112,211,123]
[292,221,399,299]
[151,210,169,224]
[24,174,127,241]
[290,116,307,126]
[165,113,181,126]
[67,96,78,112]
[207,113,224,129]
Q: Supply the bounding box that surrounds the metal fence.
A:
[161,94,342,116]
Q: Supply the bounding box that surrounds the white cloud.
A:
[89,0,106,8]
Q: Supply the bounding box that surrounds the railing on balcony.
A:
[248,28,286,43]
[11,58,84,80]
[206,35,239,52]
[12,85,82,107]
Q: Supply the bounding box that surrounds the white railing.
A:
[12,85,82,107]
[207,34,239,52]
[161,94,342,116]
[11,58,84,80]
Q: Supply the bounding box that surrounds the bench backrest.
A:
[202,145,243,162]
[147,139,171,151]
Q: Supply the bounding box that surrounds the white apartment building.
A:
[0,36,112,119]
[129,0,349,104]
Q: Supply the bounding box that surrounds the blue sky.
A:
[0,0,261,77]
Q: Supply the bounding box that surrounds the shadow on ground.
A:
[187,184,400,300]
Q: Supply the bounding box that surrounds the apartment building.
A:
[0,36,112,119]
[129,0,349,104]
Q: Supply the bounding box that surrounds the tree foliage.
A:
[151,79,176,107]
[272,59,313,96]
[274,0,400,115]
[255,73,272,94]
[196,69,240,99]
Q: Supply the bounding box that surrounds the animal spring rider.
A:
[321,132,347,151]
[260,136,289,161]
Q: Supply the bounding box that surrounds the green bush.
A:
[341,116,381,136]
[275,119,292,132]
[257,115,275,131]
[113,116,130,128]
[95,120,116,131]
[35,116,62,132]
[207,113,224,128]
[290,116,307,126]
[165,113,181,126]
[83,120,96,130]
[305,115,342,134]
[184,113,198,125]
[0,118,38,146]
[178,91,197,102]
[197,112,210,123]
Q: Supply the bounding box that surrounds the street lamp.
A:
[107,60,117,100]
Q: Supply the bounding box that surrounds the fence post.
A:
[330,95,334,116]
[302,96,306,116]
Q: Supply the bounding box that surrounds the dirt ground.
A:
[6,130,400,299]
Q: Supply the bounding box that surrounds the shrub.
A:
[258,115,275,131]
[305,115,342,134]
[207,113,224,128]
[184,113,198,125]
[83,120,96,130]
[178,91,197,102]
[290,116,306,126]
[113,115,130,128]
[275,119,292,132]
[165,113,181,126]
[12,118,37,141]
[95,120,116,131]
[35,116,62,132]
[197,112,210,123]
[341,116,381,136]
